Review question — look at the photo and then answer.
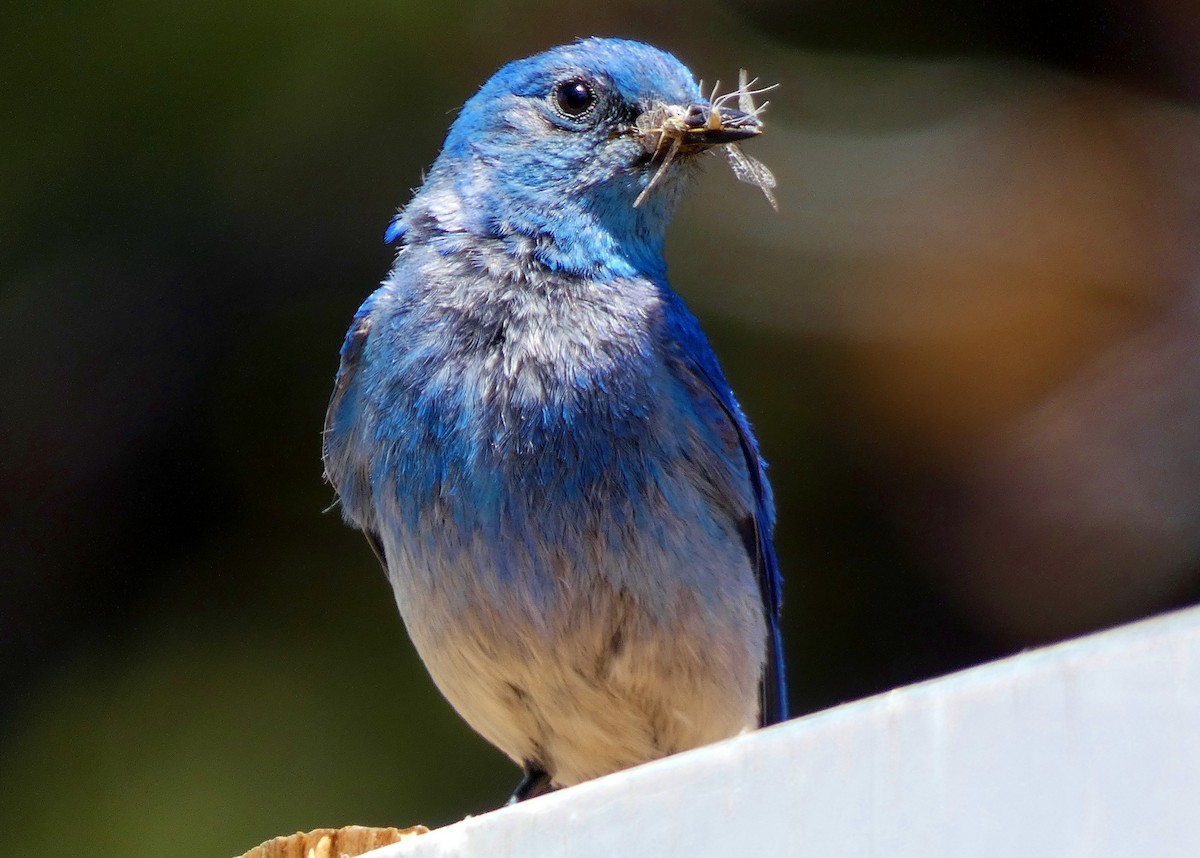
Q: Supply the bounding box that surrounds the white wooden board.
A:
[364,605,1200,858]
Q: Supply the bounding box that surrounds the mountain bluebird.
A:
[324,37,787,803]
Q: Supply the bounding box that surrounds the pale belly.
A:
[379,517,766,787]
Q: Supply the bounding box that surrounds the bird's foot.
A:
[507,764,556,805]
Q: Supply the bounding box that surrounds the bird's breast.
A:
[365,268,689,523]
[363,266,761,664]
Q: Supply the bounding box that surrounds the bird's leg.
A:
[507,763,556,805]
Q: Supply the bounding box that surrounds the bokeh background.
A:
[3,0,1198,854]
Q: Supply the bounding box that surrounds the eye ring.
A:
[553,78,597,118]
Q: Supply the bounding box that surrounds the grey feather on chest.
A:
[377,249,676,448]
[365,252,755,612]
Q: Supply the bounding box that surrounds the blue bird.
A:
[323,37,787,803]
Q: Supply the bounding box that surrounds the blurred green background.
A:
[3,0,1199,854]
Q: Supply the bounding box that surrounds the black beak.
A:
[680,103,763,146]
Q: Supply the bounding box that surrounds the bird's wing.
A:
[323,297,385,561]
[663,306,789,726]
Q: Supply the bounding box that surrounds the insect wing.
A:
[725,144,778,210]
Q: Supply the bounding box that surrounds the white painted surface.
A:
[364,605,1200,858]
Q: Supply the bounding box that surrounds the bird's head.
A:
[392,38,768,280]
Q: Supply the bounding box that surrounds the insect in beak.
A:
[633,70,778,209]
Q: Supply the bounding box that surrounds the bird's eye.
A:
[554,79,596,117]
